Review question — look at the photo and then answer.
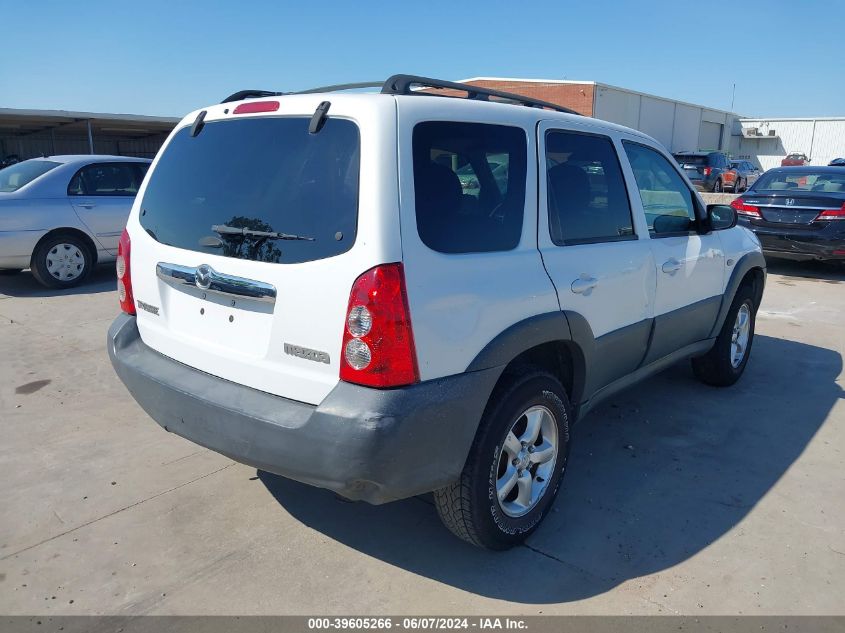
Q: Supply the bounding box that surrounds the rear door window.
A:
[545,130,635,244]
[139,117,360,264]
[413,121,527,253]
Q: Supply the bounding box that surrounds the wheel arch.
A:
[30,227,99,268]
[465,311,591,417]
[709,251,766,338]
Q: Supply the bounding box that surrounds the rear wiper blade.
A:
[211,224,315,241]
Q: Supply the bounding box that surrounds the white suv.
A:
[108,76,765,550]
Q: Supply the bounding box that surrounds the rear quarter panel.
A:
[396,98,560,381]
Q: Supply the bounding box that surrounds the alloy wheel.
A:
[495,405,559,518]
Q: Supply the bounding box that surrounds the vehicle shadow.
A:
[259,333,843,603]
[0,265,116,298]
[765,257,845,283]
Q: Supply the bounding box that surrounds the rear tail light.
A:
[340,263,419,388]
[703,167,712,176]
[730,198,761,218]
[817,202,845,221]
[117,229,135,315]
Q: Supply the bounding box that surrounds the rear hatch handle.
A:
[156,262,277,304]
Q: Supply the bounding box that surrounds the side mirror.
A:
[653,213,693,234]
[707,204,737,230]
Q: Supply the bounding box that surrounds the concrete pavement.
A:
[1,261,843,615]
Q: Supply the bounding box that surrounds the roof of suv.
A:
[195,75,659,147]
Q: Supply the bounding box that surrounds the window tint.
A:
[0,160,60,192]
[140,118,359,264]
[413,122,526,254]
[545,130,634,245]
[624,142,697,235]
[68,162,142,196]
[673,154,706,167]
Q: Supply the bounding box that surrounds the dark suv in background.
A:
[673,151,739,192]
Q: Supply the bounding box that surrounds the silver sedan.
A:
[0,155,150,288]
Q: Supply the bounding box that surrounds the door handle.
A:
[662,258,683,275]
[78,203,96,209]
[570,276,598,295]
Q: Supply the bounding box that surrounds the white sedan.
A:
[0,155,150,287]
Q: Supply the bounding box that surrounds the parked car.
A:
[0,154,21,169]
[672,151,739,192]
[0,155,151,287]
[108,75,765,550]
[781,152,809,166]
[829,158,845,167]
[729,159,762,192]
[731,166,845,262]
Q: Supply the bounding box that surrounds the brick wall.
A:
[461,80,595,116]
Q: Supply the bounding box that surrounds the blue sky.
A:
[2,0,842,118]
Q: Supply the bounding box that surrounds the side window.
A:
[623,142,697,236]
[413,122,527,254]
[67,162,141,197]
[545,130,635,245]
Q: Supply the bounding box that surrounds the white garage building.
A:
[458,79,845,170]
[732,117,845,170]
[590,84,739,155]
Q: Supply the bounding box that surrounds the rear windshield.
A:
[139,117,360,264]
[673,155,707,166]
[754,170,845,193]
[0,160,61,192]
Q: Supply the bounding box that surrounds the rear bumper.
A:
[108,314,502,504]
[740,220,845,261]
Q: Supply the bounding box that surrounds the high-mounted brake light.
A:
[117,228,135,315]
[232,100,280,114]
[817,202,845,221]
[703,166,712,176]
[731,197,761,218]
[340,263,419,388]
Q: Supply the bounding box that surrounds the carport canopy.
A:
[0,107,180,160]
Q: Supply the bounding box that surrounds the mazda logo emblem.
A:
[195,264,213,290]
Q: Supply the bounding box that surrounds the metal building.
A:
[0,108,179,163]
[732,117,845,170]
[458,78,741,153]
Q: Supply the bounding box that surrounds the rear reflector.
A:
[232,100,280,114]
[730,197,761,218]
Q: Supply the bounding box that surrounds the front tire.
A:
[692,283,756,386]
[31,233,92,289]
[713,179,723,193]
[434,370,572,550]
[733,178,744,193]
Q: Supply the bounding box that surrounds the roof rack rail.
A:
[219,76,583,115]
[221,90,285,104]
[381,74,582,115]
[293,82,383,94]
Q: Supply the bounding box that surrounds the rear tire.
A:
[714,179,723,193]
[30,233,92,289]
[434,370,572,550]
[734,178,744,193]
[692,283,756,386]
